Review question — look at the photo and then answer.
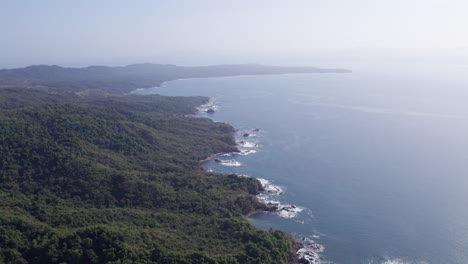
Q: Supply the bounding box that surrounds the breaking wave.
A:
[214,159,242,167]
[237,140,258,148]
[294,235,325,264]
[221,149,258,157]
[366,257,430,264]
[256,178,305,219]
[197,98,218,113]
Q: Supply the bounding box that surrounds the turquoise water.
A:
[137,64,468,264]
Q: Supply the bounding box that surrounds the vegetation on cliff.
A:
[0,86,295,263]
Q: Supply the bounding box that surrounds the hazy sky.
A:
[2,0,468,67]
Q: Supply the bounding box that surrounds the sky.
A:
[2,0,468,68]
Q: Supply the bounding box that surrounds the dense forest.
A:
[0,86,296,263]
[0,63,350,94]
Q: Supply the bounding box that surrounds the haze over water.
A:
[138,63,468,264]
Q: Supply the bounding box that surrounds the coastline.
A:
[135,86,324,264]
[129,70,351,95]
[195,116,323,264]
[199,146,324,264]
[198,152,231,164]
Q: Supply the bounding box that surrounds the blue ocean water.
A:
[137,64,468,264]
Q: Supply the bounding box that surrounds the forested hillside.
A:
[0,87,296,263]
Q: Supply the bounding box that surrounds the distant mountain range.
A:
[0,63,351,93]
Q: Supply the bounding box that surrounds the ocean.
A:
[136,63,468,264]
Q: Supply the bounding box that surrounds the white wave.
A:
[239,149,257,155]
[258,198,304,218]
[381,259,429,264]
[277,205,304,218]
[256,179,304,218]
[129,88,145,94]
[237,140,258,148]
[256,192,281,210]
[256,195,278,205]
[295,236,324,264]
[196,98,218,113]
[257,178,270,186]
[257,178,284,195]
[366,257,429,264]
[382,260,408,264]
[221,149,258,157]
[235,173,250,177]
[237,129,262,138]
[215,159,242,167]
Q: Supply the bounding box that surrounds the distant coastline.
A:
[0,63,351,94]
[133,71,352,94]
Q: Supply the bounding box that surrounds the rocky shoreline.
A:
[199,135,324,264]
[196,100,323,264]
[199,152,234,164]
[293,235,325,264]
[255,179,323,264]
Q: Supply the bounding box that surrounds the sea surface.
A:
[137,63,468,264]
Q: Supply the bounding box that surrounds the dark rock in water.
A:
[243,133,250,137]
[264,202,279,211]
[239,140,246,144]
[294,235,324,263]
[280,205,297,212]
[298,257,311,264]
[214,158,222,163]
[206,108,215,114]
[252,128,260,132]
[266,187,280,194]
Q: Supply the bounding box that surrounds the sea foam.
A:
[237,140,258,148]
[295,235,324,264]
[216,159,242,167]
[256,178,305,219]
[197,98,218,113]
[366,257,429,264]
[221,149,258,157]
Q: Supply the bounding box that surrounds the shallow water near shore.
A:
[137,63,468,264]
